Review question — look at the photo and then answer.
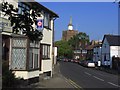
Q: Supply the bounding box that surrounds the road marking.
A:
[108,82,120,87]
[64,77,82,89]
[84,72,91,76]
[68,79,81,88]
[93,76,104,81]
[64,78,78,88]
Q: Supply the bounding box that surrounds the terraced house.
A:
[1,0,59,82]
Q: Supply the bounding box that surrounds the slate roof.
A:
[103,35,120,46]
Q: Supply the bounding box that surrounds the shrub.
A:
[2,60,24,88]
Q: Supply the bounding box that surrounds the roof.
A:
[102,34,120,46]
[24,1,59,18]
[85,45,95,50]
[93,43,102,48]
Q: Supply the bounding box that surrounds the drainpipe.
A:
[51,17,57,77]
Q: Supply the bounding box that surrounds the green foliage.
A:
[68,32,90,50]
[2,2,43,41]
[55,32,90,59]
[55,40,73,58]
[2,61,24,88]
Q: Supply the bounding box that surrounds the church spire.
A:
[69,16,72,25]
[68,16,73,30]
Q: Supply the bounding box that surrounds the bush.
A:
[2,60,24,88]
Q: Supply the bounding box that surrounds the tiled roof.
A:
[85,45,95,50]
[103,35,120,46]
[93,43,102,48]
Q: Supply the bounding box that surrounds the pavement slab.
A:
[29,63,75,88]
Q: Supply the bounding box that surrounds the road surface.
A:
[59,61,120,89]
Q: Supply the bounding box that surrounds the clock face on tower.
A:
[68,25,73,30]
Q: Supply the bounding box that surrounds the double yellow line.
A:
[65,78,84,90]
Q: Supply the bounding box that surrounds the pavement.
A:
[28,63,77,89]
[26,62,119,89]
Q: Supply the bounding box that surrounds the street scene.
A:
[0,0,120,90]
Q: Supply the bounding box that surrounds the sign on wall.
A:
[36,19,43,31]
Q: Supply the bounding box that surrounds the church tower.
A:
[68,16,73,30]
[62,16,78,41]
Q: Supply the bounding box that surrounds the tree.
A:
[55,40,73,58]
[1,2,43,41]
[68,32,90,50]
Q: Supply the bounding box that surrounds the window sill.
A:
[10,68,40,71]
[44,26,51,30]
[42,58,51,60]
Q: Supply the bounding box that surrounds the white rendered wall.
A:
[110,46,120,68]
[101,38,110,66]
[14,70,40,80]
[40,19,53,76]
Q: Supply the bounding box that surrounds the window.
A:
[41,44,50,59]
[44,12,51,29]
[44,12,49,27]
[29,48,39,69]
[34,53,38,69]
[29,48,33,69]
[18,2,30,15]
[29,41,39,70]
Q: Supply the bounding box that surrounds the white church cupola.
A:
[68,16,73,30]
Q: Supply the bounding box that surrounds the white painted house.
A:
[101,35,120,68]
[93,43,102,64]
[1,0,59,82]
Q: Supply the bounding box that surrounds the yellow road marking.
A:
[64,77,83,90]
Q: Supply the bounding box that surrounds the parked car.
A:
[86,60,95,68]
[63,58,68,62]
[74,59,79,63]
[70,59,74,62]
[78,60,86,66]
[68,59,71,62]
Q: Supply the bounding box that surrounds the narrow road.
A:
[59,61,120,89]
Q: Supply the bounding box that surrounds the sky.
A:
[35,1,118,41]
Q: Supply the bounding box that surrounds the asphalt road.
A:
[59,61,120,89]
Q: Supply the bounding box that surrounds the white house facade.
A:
[101,35,120,68]
[93,44,102,64]
[1,0,59,82]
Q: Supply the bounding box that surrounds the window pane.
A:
[34,49,39,69]
[29,48,33,69]
[18,7,22,14]
[48,46,50,58]
[42,45,45,58]
[48,17,51,29]
[34,54,38,69]
[18,2,22,6]
[44,13,49,27]
[42,44,50,59]
[11,48,26,70]
[44,45,47,58]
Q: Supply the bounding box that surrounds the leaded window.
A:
[11,38,27,70]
